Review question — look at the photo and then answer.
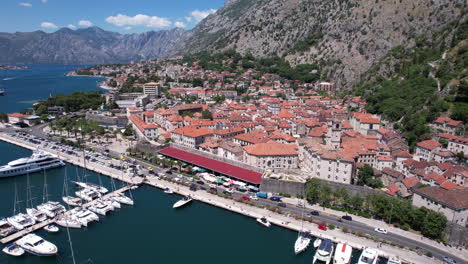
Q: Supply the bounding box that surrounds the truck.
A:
[256,192,268,199]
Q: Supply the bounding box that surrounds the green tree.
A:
[0,112,8,123]
[421,211,447,239]
[305,178,322,204]
[356,165,374,186]
[201,110,213,120]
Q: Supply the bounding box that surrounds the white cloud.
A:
[41,0,48,3]
[67,24,76,29]
[190,9,217,22]
[40,22,58,29]
[105,14,172,29]
[174,21,186,28]
[123,26,132,30]
[185,16,192,22]
[19,2,32,7]
[78,20,93,27]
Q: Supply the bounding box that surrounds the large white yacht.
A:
[0,151,64,178]
[16,233,58,256]
[70,208,99,227]
[357,248,379,264]
[334,243,353,264]
[313,239,334,264]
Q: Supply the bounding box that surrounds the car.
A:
[278,203,286,208]
[310,211,320,216]
[242,196,251,201]
[443,257,457,264]
[269,196,281,202]
[222,190,232,196]
[318,224,327,231]
[249,195,258,201]
[225,188,234,194]
[341,215,352,221]
[196,180,204,185]
[374,227,388,234]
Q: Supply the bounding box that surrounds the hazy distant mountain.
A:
[0,26,186,64]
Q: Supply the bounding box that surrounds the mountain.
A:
[177,0,466,88]
[0,26,186,64]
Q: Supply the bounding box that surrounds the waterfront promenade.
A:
[0,133,450,263]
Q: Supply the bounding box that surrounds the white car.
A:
[249,195,258,201]
[374,227,388,234]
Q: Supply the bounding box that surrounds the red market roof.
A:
[159,147,263,184]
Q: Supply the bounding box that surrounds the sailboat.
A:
[7,181,35,230]
[36,170,66,218]
[73,148,108,194]
[25,172,48,222]
[294,191,311,254]
[62,168,83,207]
[111,159,135,206]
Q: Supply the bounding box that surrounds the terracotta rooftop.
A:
[416,140,441,150]
[414,187,468,210]
[171,126,213,138]
[243,141,298,156]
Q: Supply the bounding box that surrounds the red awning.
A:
[159,147,262,184]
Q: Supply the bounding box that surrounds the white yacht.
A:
[89,201,113,216]
[16,233,58,256]
[2,243,25,257]
[164,187,173,194]
[387,257,401,264]
[7,214,35,230]
[294,232,311,254]
[62,196,83,207]
[0,218,17,237]
[333,243,353,264]
[70,208,99,227]
[357,248,379,264]
[36,201,66,218]
[313,239,334,264]
[102,198,120,209]
[0,151,64,178]
[75,188,101,202]
[26,208,48,222]
[56,215,82,229]
[173,196,193,208]
[256,217,271,228]
[112,193,134,205]
[72,181,108,194]
[44,224,59,233]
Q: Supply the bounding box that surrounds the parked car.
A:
[310,211,320,216]
[374,227,388,234]
[341,215,352,221]
[249,195,259,201]
[196,180,205,185]
[318,224,327,231]
[278,203,286,208]
[270,196,282,202]
[242,196,251,201]
[443,257,457,264]
[222,190,232,196]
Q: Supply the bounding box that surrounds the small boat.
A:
[102,198,120,209]
[7,214,35,230]
[387,256,401,264]
[314,238,322,248]
[294,232,311,254]
[36,201,66,218]
[26,208,48,222]
[70,208,99,227]
[55,216,82,229]
[44,224,59,233]
[75,188,101,202]
[89,201,113,216]
[62,196,83,207]
[2,243,25,257]
[112,193,134,206]
[313,239,334,264]
[72,182,108,194]
[357,248,379,264]
[164,188,173,194]
[173,196,192,208]
[256,217,271,228]
[16,233,58,256]
[333,243,353,264]
[0,89,4,96]
[0,219,17,237]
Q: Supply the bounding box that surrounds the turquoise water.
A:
[0,66,374,264]
[0,65,104,113]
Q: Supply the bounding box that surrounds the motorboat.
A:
[36,201,66,218]
[333,243,353,264]
[0,151,65,178]
[173,196,192,208]
[44,224,59,233]
[312,239,334,264]
[72,181,108,194]
[7,214,35,230]
[387,257,401,264]
[89,201,113,216]
[357,248,379,264]
[112,193,134,205]
[55,216,82,229]
[294,232,311,254]
[26,208,48,222]
[102,198,120,209]
[16,233,58,256]
[256,217,271,228]
[62,196,83,207]
[0,219,17,237]
[75,188,102,202]
[164,188,173,194]
[70,208,99,227]
[2,243,25,257]
[314,238,322,248]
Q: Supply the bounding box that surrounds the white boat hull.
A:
[294,235,311,254]
[0,160,64,178]
[173,198,192,208]
[256,218,271,228]
[2,244,25,257]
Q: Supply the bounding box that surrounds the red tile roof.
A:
[8,113,28,118]
[417,140,441,150]
[159,147,262,184]
[171,126,213,138]
[402,177,419,188]
[244,141,298,156]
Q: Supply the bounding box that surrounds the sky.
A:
[1,0,226,33]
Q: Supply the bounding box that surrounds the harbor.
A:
[0,132,444,264]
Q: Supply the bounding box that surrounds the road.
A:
[9,125,468,264]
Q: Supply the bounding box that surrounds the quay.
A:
[0,133,446,264]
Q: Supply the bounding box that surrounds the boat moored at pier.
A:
[0,151,64,178]
[16,233,58,256]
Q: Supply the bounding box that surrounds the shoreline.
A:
[0,133,444,264]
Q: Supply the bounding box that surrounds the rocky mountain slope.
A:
[178,0,466,88]
[0,27,185,64]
